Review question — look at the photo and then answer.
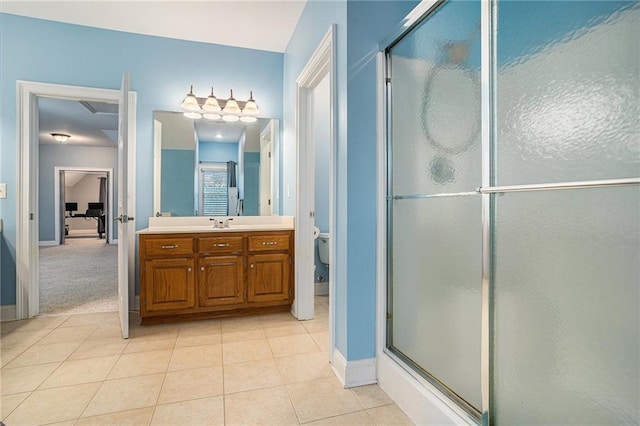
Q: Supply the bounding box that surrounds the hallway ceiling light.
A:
[51,133,70,143]
[180,86,261,122]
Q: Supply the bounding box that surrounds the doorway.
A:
[295,25,337,361]
[39,166,117,315]
[16,80,136,327]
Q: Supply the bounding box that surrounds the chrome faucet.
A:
[210,217,234,228]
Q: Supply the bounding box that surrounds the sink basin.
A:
[139,216,295,234]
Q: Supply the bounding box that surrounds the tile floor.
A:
[1,296,413,425]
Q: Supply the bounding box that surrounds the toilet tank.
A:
[318,233,330,265]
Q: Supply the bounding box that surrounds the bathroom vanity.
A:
[138,216,294,324]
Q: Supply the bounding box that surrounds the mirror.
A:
[153,111,280,216]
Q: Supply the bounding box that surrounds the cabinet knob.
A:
[162,244,178,249]
[187,267,192,272]
[262,241,277,246]
[201,266,205,271]
[250,264,255,269]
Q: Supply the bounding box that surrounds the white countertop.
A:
[137,216,294,234]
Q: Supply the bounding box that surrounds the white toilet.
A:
[318,233,330,267]
[314,231,330,295]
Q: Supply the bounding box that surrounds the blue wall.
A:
[344,0,419,360]
[161,149,196,217]
[283,0,418,360]
[198,142,239,164]
[0,13,283,306]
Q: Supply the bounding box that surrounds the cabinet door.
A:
[198,255,245,307]
[247,253,291,304]
[144,258,195,312]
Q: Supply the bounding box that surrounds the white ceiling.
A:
[64,171,106,188]
[39,97,118,147]
[1,0,307,53]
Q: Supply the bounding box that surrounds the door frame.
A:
[16,80,137,319]
[54,167,115,244]
[294,25,337,356]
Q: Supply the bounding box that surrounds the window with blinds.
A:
[199,163,228,216]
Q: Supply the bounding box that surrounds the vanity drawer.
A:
[144,237,195,257]
[198,236,244,254]
[248,234,290,252]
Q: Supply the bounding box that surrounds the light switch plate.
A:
[0,183,6,199]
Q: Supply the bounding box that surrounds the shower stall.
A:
[385,0,639,423]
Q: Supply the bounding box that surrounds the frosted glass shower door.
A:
[387,0,482,416]
[491,1,640,424]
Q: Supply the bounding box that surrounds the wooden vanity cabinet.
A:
[139,230,294,324]
[142,237,196,313]
[198,235,245,308]
[247,234,292,304]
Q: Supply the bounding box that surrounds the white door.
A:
[259,139,272,215]
[59,170,66,245]
[117,73,131,339]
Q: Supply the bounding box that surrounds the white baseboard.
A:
[0,305,16,322]
[331,348,377,388]
[314,282,329,295]
[377,352,476,425]
[39,240,57,246]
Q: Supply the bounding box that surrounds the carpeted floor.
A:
[39,237,118,315]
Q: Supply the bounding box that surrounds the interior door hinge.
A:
[288,287,292,296]
[386,312,393,320]
[268,151,271,158]
[289,257,292,265]
[30,213,34,220]
[268,199,271,206]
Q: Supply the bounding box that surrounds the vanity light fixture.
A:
[184,112,202,120]
[51,133,70,143]
[222,90,241,114]
[180,86,261,121]
[242,91,260,115]
[180,85,201,112]
[222,114,240,122]
[202,87,221,112]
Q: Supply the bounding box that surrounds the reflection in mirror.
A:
[153,111,280,217]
